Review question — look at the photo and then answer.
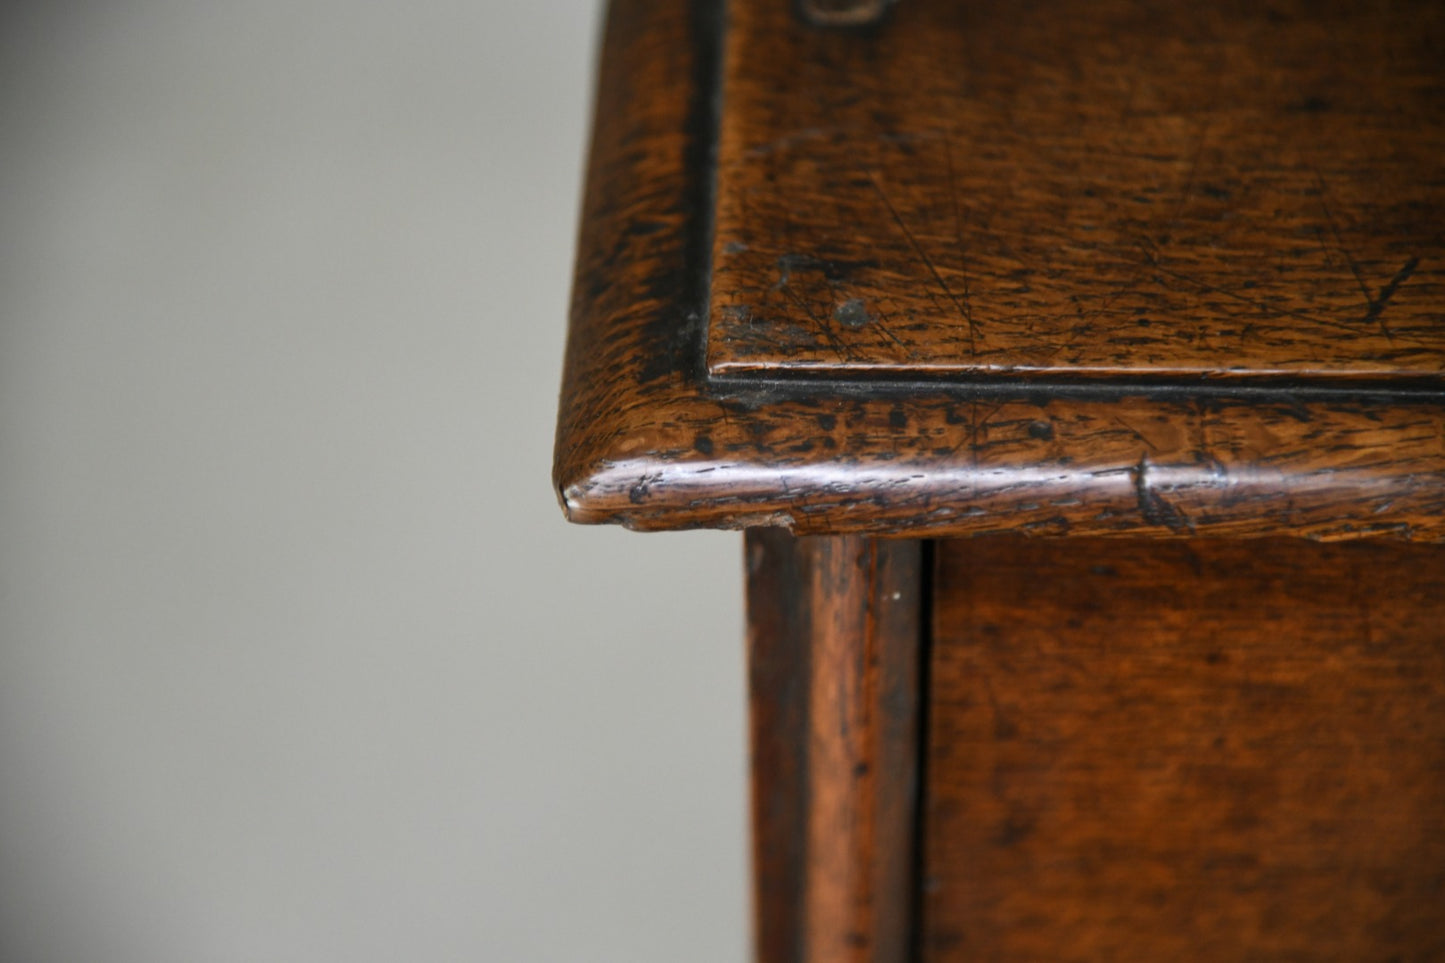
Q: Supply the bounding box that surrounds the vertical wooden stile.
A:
[747,531,924,963]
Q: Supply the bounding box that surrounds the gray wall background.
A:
[0,1,747,960]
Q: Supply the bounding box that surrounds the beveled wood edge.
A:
[552,0,1445,540]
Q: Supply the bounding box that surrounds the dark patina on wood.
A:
[713,0,1445,385]
[923,536,1445,961]
[553,0,1445,539]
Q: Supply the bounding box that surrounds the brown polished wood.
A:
[553,0,1445,540]
[924,536,1445,961]
[746,530,922,963]
[710,0,1445,383]
[555,1,1445,960]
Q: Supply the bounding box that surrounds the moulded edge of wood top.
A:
[553,411,1445,540]
[551,0,1445,541]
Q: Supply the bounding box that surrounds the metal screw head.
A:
[796,0,896,28]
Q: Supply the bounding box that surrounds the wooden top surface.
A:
[552,0,1445,539]
[709,0,1445,383]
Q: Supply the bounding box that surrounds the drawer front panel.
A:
[924,537,1445,960]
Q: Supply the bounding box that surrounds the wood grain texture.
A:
[552,0,1445,539]
[746,531,921,963]
[709,0,1445,383]
[922,536,1445,961]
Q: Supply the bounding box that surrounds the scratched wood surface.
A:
[746,531,920,963]
[554,0,1445,539]
[709,0,1445,383]
[922,536,1445,961]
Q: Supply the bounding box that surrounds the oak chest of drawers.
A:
[555,1,1445,958]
